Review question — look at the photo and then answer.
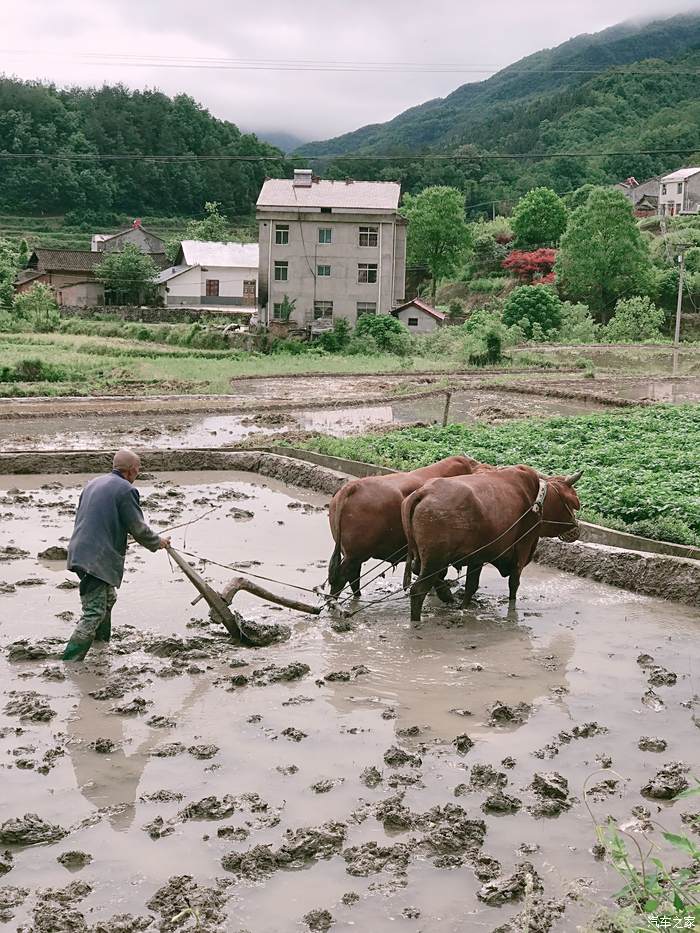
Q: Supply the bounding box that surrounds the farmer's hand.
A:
[159,537,171,550]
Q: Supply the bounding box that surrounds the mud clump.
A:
[375,794,414,831]
[0,885,29,923]
[383,746,422,768]
[478,861,542,906]
[324,665,369,682]
[311,778,343,794]
[282,727,307,742]
[146,874,229,931]
[150,742,186,758]
[7,640,51,662]
[222,821,347,880]
[110,697,151,716]
[178,795,237,821]
[91,737,117,754]
[0,813,67,846]
[252,662,310,685]
[487,700,532,726]
[343,841,412,877]
[646,665,677,687]
[641,761,689,799]
[638,736,668,752]
[238,616,291,647]
[453,733,474,754]
[0,545,29,561]
[0,850,13,875]
[188,743,219,760]
[91,915,154,932]
[415,805,487,865]
[492,897,566,932]
[37,546,68,561]
[528,772,573,818]
[482,791,523,815]
[142,816,174,840]
[4,690,56,722]
[469,764,508,791]
[56,851,92,871]
[304,908,334,932]
[360,766,383,788]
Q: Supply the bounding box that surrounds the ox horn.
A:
[564,469,583,487]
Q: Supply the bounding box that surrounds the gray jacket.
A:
[67,470,161,587]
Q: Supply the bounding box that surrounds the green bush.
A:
[0,357,69,382]
[353,314,413,356]
[502,285,562,339]
[555,302,598,343]
[317,318,351,352]
[13,284,61,333]
[468,234,509,278]
[604,296,666,343]
[464,277,508,294]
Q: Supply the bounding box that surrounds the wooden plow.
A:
[166,546,321,642]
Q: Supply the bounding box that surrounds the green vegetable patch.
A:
[295,405,700,547]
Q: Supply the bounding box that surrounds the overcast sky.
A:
[3,0,699,143]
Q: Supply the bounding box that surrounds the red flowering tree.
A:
[502,248,557,284]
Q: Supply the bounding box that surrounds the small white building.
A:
[157,241,259,307]
[658,167,700,216]
[392,298,445,333]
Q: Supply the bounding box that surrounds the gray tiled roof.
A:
[30,249,170,273]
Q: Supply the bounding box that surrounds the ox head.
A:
[544,470,583,542]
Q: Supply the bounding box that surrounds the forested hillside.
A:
[297,13,700,209]
[0,80,289,219]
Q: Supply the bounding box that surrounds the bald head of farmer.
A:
[62,449,170,661]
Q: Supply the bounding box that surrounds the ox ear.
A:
[564,469,583,487]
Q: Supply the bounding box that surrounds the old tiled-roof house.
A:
[392,297,445,333]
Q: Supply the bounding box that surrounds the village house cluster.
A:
[14,169,447,334]
[616,165,700,217]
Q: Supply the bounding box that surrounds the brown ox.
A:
[401,465,582,621]
[328,455,487,597]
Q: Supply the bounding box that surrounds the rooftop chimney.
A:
[293,169,313,188]
[133,218,142,228]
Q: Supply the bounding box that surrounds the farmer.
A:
[62,448,170,661]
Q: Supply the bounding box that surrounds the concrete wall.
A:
[164,265,258,307]
[659,174,700,215]
[396,307,441,333]
[56,281,104,308]
[99,227,166,254]
[258,211,406,326]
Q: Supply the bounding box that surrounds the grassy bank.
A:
[292,406,700,547]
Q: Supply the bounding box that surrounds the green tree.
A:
[0,238,20,309]
[604,296,666,342]
[502,284,562,339]
[511,187,568,249]
[16,239,29,269]
[556,189,652,322]
[96,244,158,305]
[353,313,413,355]
[185,201,230,242]
[13,284,60,332]
[402,186,472,301]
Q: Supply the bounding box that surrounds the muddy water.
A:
[0,389,608,452]
[611,375,700,404]
[0,472,698,932]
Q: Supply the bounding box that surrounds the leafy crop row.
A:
[297,406,700,546]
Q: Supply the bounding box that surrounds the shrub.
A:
[353,314,413,356]
[13,284,61,333]
[502,285,562,339]
[0,358,69,382]
[502,249,557,283]
[604,296,666,343]
[469,233,509,277]
[555,302,598,343]
[447,299,465,320]
[317,318,351,352]
[465,277,508,294]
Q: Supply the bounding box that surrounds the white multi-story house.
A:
[658,167,700,216]
[256,169,407,326]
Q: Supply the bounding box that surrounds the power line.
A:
[2,49,700,76]
[2,147,700,163]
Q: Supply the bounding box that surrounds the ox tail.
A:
[401,489,422,591]
[328,483,354,592]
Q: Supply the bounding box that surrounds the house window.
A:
[407,317,419,327]
[356,302,377,317]
[359,225,379,247]
[661,184,667,195]
[321,207,332,214]
[314,300,333,320]
[358,263,378,284]
[274,261,288,281]
[677,183,683,194]
[317,264,331,277]
[318,228,332,244]
[275,224,289,245]
[272,303,284,320]
[205,279,219,297]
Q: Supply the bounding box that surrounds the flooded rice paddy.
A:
[0,471,698,931]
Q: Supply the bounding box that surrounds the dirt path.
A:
[0,471,697,932]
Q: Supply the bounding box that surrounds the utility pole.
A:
[672,247,687,377]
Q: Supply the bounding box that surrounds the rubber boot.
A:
[62,638,92,662]
[94,612,112,643]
